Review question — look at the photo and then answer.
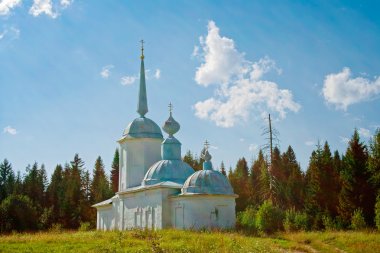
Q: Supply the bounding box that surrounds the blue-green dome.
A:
[143,160,194,186]
[123,117,163,139]
[182,169,234,195]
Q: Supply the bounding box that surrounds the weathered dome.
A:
[182,169,234,195]
[143,160,194,186]
[123,117,163,139]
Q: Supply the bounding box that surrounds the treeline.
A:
[0,150,120,232]
[229,129,380,232]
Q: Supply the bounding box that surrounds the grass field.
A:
[0,229,379,253]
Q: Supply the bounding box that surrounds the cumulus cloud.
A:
[358,127,371,138]
[249,144,258,152]
[0,0,21,16]
[60,0,72,8]
[322,67,380,110]
[3,126,17,135]
[305,141,314,146]
[154,69,161,79]
[121,75,137,86]
[29,0,73,18]
[0,26,20,44]
[339,136,350,144]
[100,65,114,79]
[193,21,300,127]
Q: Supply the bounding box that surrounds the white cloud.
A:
[305,141,314,146]
[154,69,161,79]
[195,21,245,87]
[239,138,245,142]
[322,67,380,110]
[0,0,21,16]
[0,26,20,43]
[3,126,17,135]
[250,56,282,81]
[193,21,300,128]
[60,0,72,8]
[121,75,137,86]
[249,144,258,152]
[358,127,371,138]
[339,136,350,144]
[100,65,114,79]
[192,45,199,58]
[29,0,58,18]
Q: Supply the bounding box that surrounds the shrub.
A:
[284,208,308,232]
[0,194,38,232]
[49,223,63,233]
[322,215,335,231]
[375,195,380,230]
[255,200,284,234]
[351,209,366,230]
[78,222,92,231]
[237,206,257,232]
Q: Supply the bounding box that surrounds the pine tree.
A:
[249,150,266,207]
[0,159,15,202]
[282,146,304,210]
[110,149,120,193]
[47,164,65,224]
[339,130,375,225]
[91,156,112,204]
[229,158,250,212]
[23,162,45,210]
[369,129,380,195]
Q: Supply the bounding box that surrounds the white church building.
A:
[93,45,237,230]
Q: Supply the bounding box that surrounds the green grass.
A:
[0,229,379,253]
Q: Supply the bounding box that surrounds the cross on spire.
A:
[204,140,210,150]
[140,39,144,59]
[168,102,173,115]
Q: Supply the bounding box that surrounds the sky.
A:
[1,0,380,177]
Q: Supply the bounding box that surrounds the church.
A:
[93,44,237,230]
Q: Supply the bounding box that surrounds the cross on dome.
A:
[140,39,145,59]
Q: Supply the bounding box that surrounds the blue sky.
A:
[1,0,380,176]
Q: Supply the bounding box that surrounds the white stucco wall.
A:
[170,195,236,230]
[119,138,162,190]
[96,187,180,231]
[96,205,114,231]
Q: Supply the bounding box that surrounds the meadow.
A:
[0,229,379,253]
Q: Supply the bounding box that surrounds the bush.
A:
[322,215,335,231]
[49,223,63,233]
[375,195,380,230]
[237,206,257,232]
[0,194,38,232]
[78,222,92,231]
[351,209,366,230]
[255,200,284,234]
[284,208,308,232]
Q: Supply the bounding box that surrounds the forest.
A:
[1,128,380,233]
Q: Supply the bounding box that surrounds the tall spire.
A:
[137,40,148,117]
[202,140,213,170]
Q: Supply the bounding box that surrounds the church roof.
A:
[142,105,194,185]
[122,117,163,139]
[143,160,194,186]
[181,141,234,195]
[120,42,163,140]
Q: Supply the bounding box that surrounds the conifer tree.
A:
[0,159,15,202]
[229,158,250,211]
[339,130,375,225]
[249,150,266,206]
[110,148,120,193]
[91,156,112,204]
[47,165,65,224]
[369,129,380,195]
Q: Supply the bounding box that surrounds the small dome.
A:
[143,160,195,185]
[123,117,163,139]
[182,170,234,195]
